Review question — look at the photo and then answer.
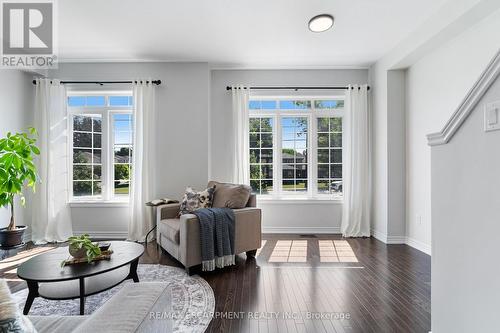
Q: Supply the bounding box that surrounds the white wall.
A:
[210,69,368,232]
[387,70,406,240]
[431,70,500,333]
[258,200,342,233]
[405,8,500,251]
[0,70,34,232]
[49,63,210,236]
[368,63,389,240]
[369,66,407,243]
[369,1,500,253]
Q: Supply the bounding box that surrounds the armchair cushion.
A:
[158,219,180,244]
[207,181,252,209]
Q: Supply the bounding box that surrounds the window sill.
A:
[69,201,130,208]
[256,196,343,205]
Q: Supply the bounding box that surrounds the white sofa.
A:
[28,282,172,333]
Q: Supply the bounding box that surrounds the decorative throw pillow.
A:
[0,279,37,333]
[179,186,216,215]
[208,181,251,209]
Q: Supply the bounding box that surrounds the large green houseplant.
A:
[0,128,39,248]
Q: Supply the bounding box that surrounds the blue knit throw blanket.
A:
[192,208,235,271]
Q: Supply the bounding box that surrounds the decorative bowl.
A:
[98,242,111,251]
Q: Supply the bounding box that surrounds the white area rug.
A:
[14,264,214,333]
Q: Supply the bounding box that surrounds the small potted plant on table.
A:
[0,129,39,248]
[68,234,102,261]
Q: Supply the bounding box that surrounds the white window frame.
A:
[249,116,275,195]
[249,96,344,200]
[67,91,134,204]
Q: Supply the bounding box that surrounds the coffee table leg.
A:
[129,258,140,282]
[79,278,85,315]
[23,281,39,315]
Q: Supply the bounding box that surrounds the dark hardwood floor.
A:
[1,235,431,333]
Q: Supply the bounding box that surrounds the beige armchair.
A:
[156,181,262,274]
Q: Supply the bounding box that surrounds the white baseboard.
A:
[386,235,407,244]
[73,231,128,239]
[370,228,431,255]
[406,236,432,255]
[371,228,388,243]
[262,226,341,234]
[17,229,125,243]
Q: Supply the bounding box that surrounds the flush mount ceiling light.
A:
[308,14,334,33]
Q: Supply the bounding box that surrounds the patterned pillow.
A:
[0,279,37,333]
[179,186,216,215]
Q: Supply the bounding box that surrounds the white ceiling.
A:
[58,0,448,67]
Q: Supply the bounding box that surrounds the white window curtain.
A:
[32,79,73,244]
[341,84,371,237]
[128,80,156,241]
[231,85,250,185]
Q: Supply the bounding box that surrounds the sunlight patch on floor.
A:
[319,240,358,263]
[0,246,55,270]
[269,240,307,263]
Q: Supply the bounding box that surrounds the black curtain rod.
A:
[32,80,161,86]
[226,85,369,91]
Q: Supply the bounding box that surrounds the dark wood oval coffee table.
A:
[17,241,144,315]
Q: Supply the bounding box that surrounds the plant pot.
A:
[69,244,87,259]
[0,226,27,248]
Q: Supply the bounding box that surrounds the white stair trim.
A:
[427,48,500,146]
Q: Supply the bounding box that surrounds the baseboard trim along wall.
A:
[386,235,407,244]
[262,226,341,234]
[73,231,128,239]
[405,236,432,255]
[22,230,127,242]
[371,228,431,255]
[370,228,388,243]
